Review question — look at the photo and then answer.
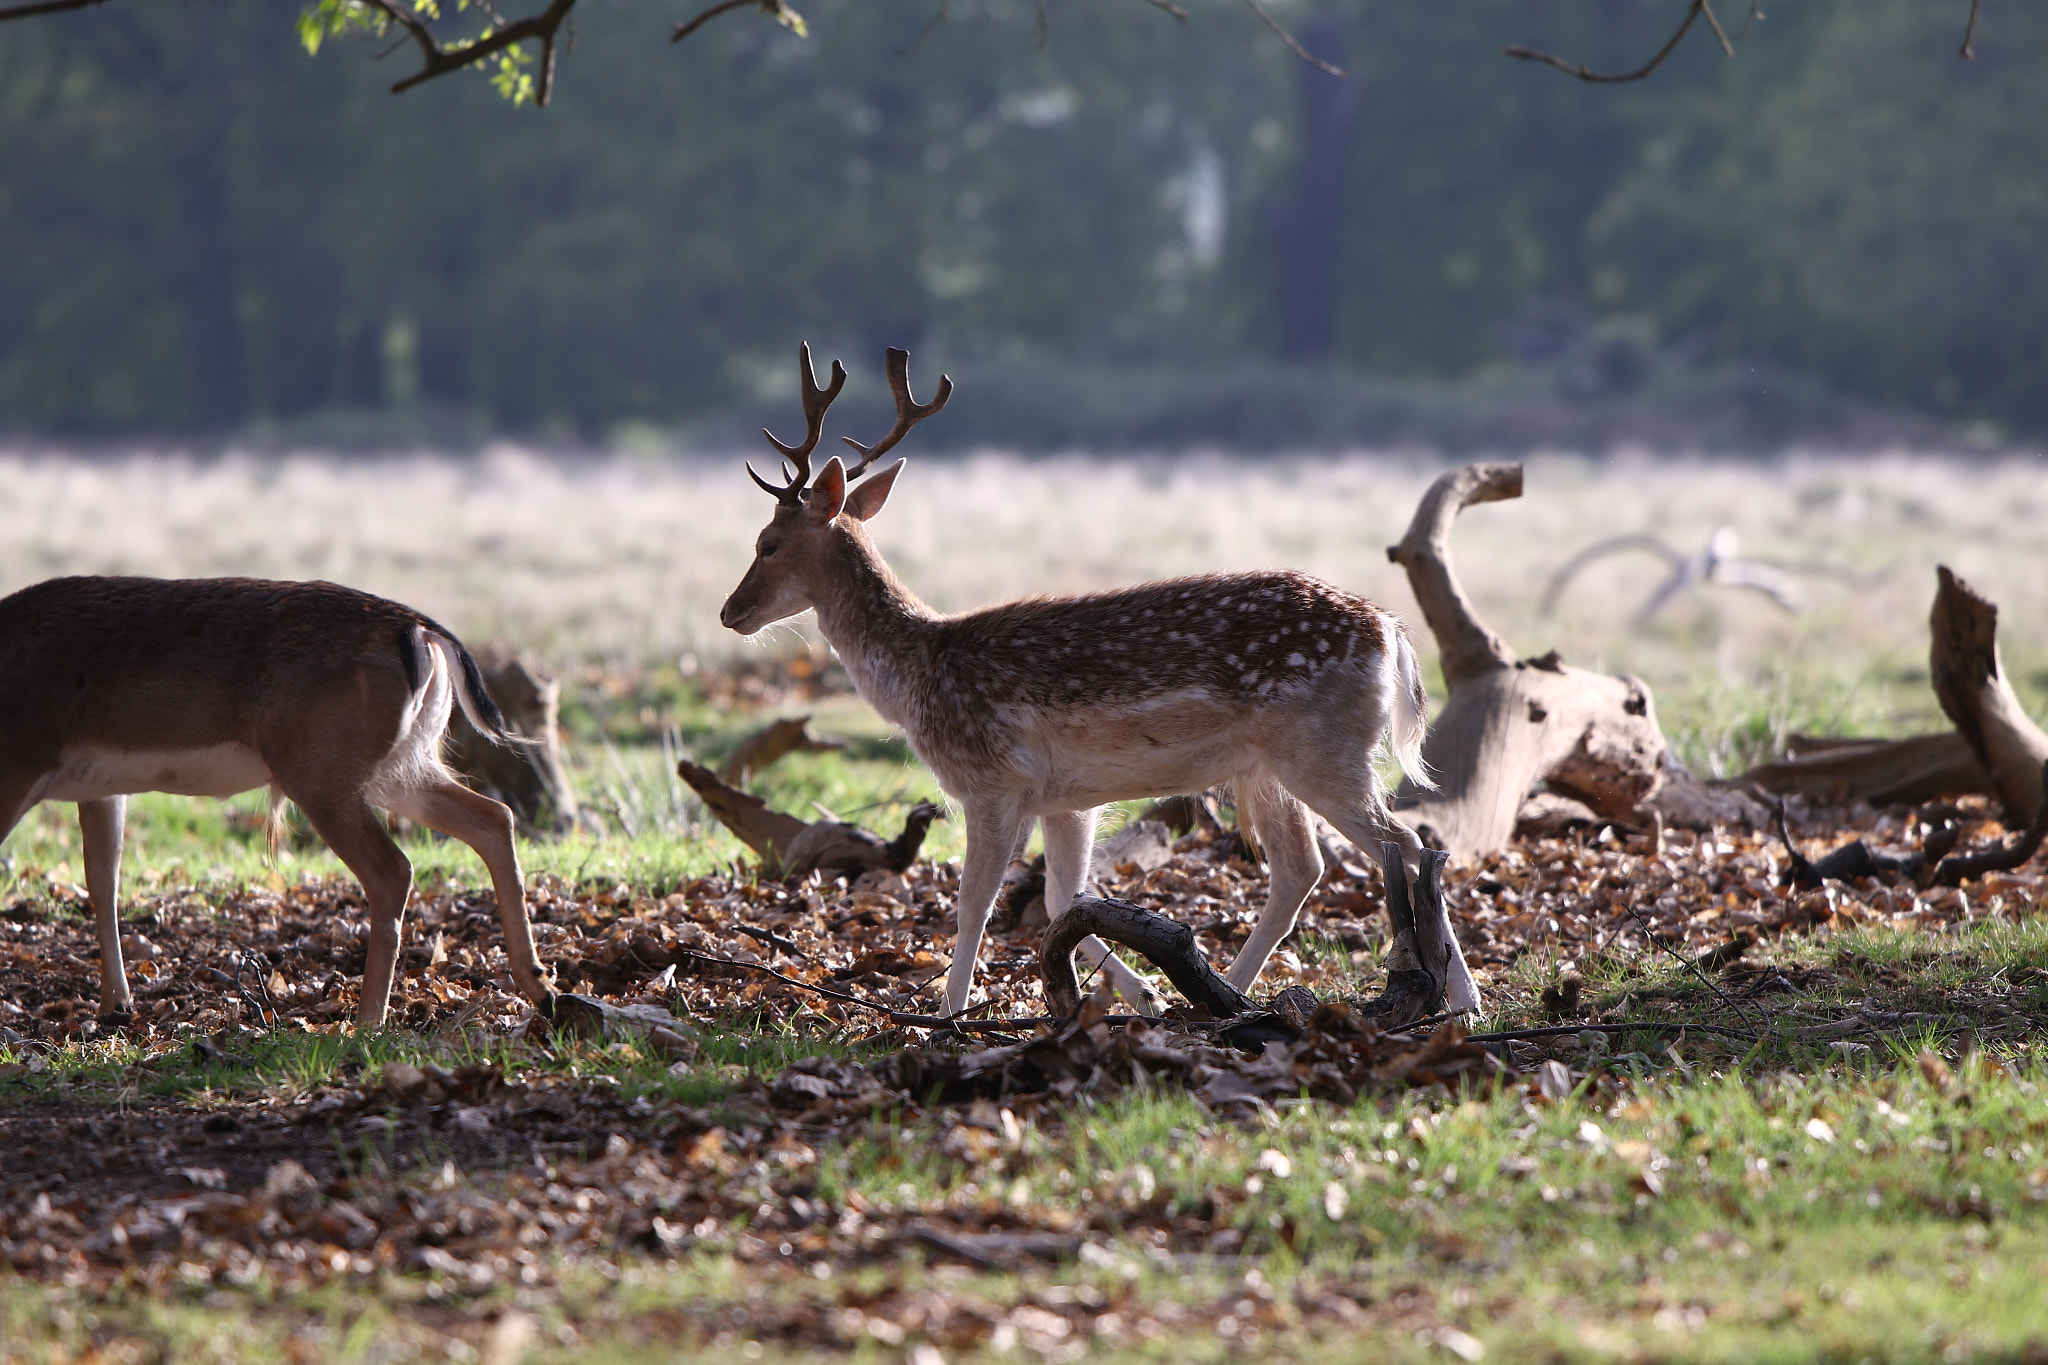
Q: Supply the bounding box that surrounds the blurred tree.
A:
[0,0,2037,438]
[1591,1,2048,432]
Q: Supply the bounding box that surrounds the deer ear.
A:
[808,458,848,521]
[844,459,906,522]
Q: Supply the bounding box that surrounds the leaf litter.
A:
[1,787,2043,1352]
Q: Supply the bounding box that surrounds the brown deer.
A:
[0,576,555,1026]
[720,346,1477,1021]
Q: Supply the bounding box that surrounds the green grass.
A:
[4,1040,2047,1362]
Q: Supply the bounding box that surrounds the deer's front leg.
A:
[79,796,132,1020]
[941,802,1026,1018]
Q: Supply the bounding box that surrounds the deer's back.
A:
[0,576,435,759]
[924,570,1390,709]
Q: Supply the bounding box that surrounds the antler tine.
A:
[842,346,954,478]
[757,342,849,502]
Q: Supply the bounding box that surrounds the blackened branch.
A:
[0,0,111,20]
[375,0,580,104]
[672,0,756,44]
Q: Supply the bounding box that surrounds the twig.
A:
[671,0,754,44]
[0,0,108,19]
[1697,0,1735,58]
[1464,1020,1754,1044]
[1238,0,1343,76]
[1505,0,1705,84]
[1959,0,1981,60]
[1736,1,1764,41]
[372,0,580,105]
[1133,0,1188,22]
[733,923,800,956]
[897,0,949,56]
[1621,901,1762,1032]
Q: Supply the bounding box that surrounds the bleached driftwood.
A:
[1385,464,1677,861]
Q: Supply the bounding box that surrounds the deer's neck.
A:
[810,524,936,727]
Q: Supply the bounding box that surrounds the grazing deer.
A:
[0,576,555,1026]
[720,346,1478,1021]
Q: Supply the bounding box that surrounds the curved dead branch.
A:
[1041,897,1252,1021]
[1385,461,1521,689]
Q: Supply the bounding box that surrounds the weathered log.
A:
[1931,567,2047,827]
[1041,896,1253,1021]
[1385,463,1671,860]
[445,653,579,834]
[1743,731,1992,809]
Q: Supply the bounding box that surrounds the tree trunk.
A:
[1265,10,1357,362]
[1386,463,1670,861]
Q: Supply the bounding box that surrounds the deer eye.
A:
[759,543,778,558]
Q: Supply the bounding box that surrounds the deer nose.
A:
[718,598,745,631]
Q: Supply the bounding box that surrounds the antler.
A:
[842,347,953,478]
[750,342,848,505]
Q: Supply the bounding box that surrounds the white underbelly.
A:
[1029,698,1254,810]
[39,744,274,802]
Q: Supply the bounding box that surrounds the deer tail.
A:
[1387,617,1436,791]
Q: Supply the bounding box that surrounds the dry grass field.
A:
[3,445,2044,769]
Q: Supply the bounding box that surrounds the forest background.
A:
[3,0,2045,449]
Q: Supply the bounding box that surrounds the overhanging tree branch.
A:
[373,0,577,104]
[1505,0,1710,84]
[0,0,113,20]
[1238,0,1343,77]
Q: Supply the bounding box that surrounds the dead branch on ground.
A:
[678,758,942,880]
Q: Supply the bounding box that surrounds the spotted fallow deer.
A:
[720,345,1479,1021]
[0,576,555,1026]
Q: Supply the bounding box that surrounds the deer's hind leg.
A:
[78,796,133,1018]
[1272,748,1479,1014]
[290,791,416,1028]
[1225,777,1322,993]
[1042,807,1160,1015]
[379,779,552,1009]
